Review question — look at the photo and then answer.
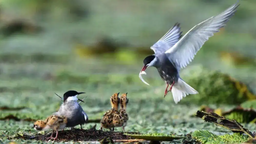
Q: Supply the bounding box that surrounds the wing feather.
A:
[150,23,182,55]
[165,2,239,69]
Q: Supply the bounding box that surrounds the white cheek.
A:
[66,95,78,102]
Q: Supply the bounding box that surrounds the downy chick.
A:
[53,90,88,129]
[100,92,120,131]
[113,93,129,131]
[33,115,67,140]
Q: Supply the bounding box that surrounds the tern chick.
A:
[100,92,120,131]
[113,93,129,132]
[33,115,67,141]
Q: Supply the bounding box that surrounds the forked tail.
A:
[171,78,198,103]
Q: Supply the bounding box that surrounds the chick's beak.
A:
[139,65,150,85]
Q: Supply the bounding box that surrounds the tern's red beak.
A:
[141,65,147,72]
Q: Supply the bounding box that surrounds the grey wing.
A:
[165,2,239,69]
[150,23,182,56]
[81,108,88,121]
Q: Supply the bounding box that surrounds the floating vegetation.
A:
[219,51,256,66]
[198,105,223,116]
[0,106,26,111]
[195,103,256,123]
[222,106,256,123]
[124,133,183,141]
[0,113,42,122]
[1,0,256,143]
[196,111,254,138]
[54,70,157,85]
[183,67,256,105]
[73,37,121,57]
[241,99,256,109]
[192,130,249,144]
[0,20,42,37]
[0,54,69,64]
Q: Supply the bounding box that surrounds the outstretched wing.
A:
[150,23,182,56]
[165,2,239,69]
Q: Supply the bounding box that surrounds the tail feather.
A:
[171,78,198,104]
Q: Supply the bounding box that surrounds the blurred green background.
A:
[0,0,256,143]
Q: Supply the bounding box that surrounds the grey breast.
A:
[57,101,87,127]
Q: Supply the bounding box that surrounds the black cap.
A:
[63,90,85,102]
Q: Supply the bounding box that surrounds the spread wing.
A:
[150,23,182,56]
[165,2,239,69]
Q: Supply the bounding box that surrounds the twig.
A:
[55,92,84,103]
[55,93,62,99]
[196,110,254,138]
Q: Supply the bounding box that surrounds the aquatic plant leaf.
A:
[0,106,26,111]
[182,67,256,105]
[0,113,42,122]
[199,105,223,116]
[192,130,249,144]
[196,110,254,138]
[124,133,183,141]
[222,106,256,123]
[241,100,256,109]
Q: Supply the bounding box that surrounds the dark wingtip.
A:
[174,22,180,26]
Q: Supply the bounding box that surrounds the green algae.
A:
[192,130,249,144]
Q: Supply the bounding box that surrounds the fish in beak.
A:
[139,65,150,85]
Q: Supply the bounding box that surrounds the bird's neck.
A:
[66,95,78,102]
[121,104,126,110]
[112,103,119,110]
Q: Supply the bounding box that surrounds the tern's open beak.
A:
[77,92,85,102]
[78,92,85,95]
[139,65,150,85]
[141,65,147,72]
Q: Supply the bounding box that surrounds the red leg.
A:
[164,83,169,97]
[168,81,175,92]
[53,130,58,141]
[46,130,54,140]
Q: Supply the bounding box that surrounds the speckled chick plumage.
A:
[113,93,129,131]
[100,93,120,131]
[33,115,67,140]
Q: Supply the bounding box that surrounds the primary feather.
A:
[165,2,239,69]
[150,23,182,56]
